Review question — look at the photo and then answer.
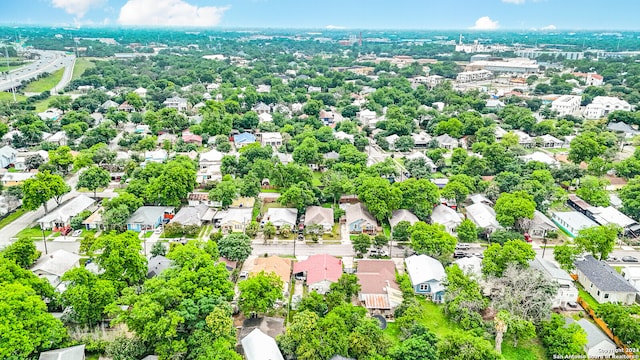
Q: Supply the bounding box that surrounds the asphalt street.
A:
[0,50,75,93]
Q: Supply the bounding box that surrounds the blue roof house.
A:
[234,132,256,148]
[405,254,446,303]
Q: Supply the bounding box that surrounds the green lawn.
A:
[502,339,546,360]
[0,208,26,230]
[71,58,95,81]
[578,286,599,311]
[0,91,27,103]
[33,96,55,112]
[16,226,51,239]
[312,171,322,187]
[23,68,64,93]
[613,266,623,274]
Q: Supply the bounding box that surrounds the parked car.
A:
[622,256,639,263]
[369,248,388,257]
[456,243,471,250]
[453,251,466,259]
[71,229,82,237]
[60,227,72,236]
[239,271,249,280]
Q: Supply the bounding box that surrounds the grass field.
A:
[0,208,26,230]
[33,96,56,112]
[16,226,52,239]
[0,91,27,103]
[578,286,600,310]
[0,64,23,72]
[71,58,95,81]
[23,68,64,93]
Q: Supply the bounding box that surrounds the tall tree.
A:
[48,146,74,175]
[393,178,440,219]
[482,240,536,277]
[440,181,469,210]
[209,178,238,209]
[539,314,587,358]
[410,221,457,258]
[576,176,610,206]
[91,231,147,289]
[61,268,117,326]
[494,191,535,229]
[0,237,39,269]
[437,331,502,360]
[575,224,620,261]
[22,171,70,213]
[77,166,111,198]
[357,176,402,221]
[456,219,478,243]
[279,182,317,212]
[237,271,283,316]
[218,233,252,262]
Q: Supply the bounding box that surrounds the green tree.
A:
[576,176,610,206]
[61,267,117,326]
[238,271,283,316]
[145,157,197,206]
[539,314,587,358]
[443,265,487,330]
[293,137,322,165]
[352,234,371,256]
[569,132,607,163]
[105,336,147,360]
[218,233,252,262]
[456,219,478,243]
[392,220,412,242]
[437,331,502,360]
[482,240,535,276]
[263,221,276,239]
[209,179,237,209]
[22,171,70,213]
[279,182,317,212]
[91,231,147,289]
[0,237,39,269]
[619,176,640,220]
[329,273,362,303]
[575,224,620,261]
[77,165,111,198]
[553,243,581,271]
[49,146,74,175]
[494,191,535,229]
[357,176,402,221]
[150,241,166,257]
[410,221,457,258]
[393,178,440,219]
[322,172,354,205]
[440,181,469,209]
[0,283,68,359]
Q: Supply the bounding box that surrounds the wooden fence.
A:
[577,296,636,359]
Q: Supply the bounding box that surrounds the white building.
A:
[163,97,188,112]
[584,96,632,119]
[551,95,582,117]
[621,266,640,292]
[456,70,493,83]
[529,256,578,309]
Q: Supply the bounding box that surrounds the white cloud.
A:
[118,0,230,27]
[325,25,346,30]
[540,24,557,30]
[51,0,106,18]
[502,0,526,4]
[470,16,499,30]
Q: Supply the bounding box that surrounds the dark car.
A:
[453,251,466,259]
[622,256,639,263]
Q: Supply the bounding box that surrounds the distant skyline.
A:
[2,0,640,30]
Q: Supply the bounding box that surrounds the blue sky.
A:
[2,0,639,30]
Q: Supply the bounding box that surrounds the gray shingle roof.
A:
[575,255,637,292]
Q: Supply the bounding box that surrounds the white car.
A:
[71,229,82,237]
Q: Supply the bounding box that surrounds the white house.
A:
[435,134,458,150]
[584,96,632,119]
[520,151,560,167]
[621,266,640,292]
[572,319,617,359]
[37,195,97,231]
[213,208,252,233]
[31,249,81,291]
[539,134,564,148]
[258,112,273,123]
[529,256,578,308]
[199,149,224,168]
[264,208,297,229]
[304,206,334,233]
[454,256,482,277]
[241,329,284,360]
[359,109,378,127]
[163,96,188,112]
[465,203,500,233]
[260,132,283,147]
[0,146,17,168]
[405,255,446,302]
[334,131,355,144]
[144,149,168,164]
[551,211,598,238]
[389,209,419,229]
[575,255,637,305]
[551,95,581,117]
[430,204,463,235]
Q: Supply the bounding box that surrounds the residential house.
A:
[512,130,534,148]
[14,150,49,171]
[157,133,178,146]
[126,206,175,232]
[621,266,640,292]
[389,209,419,229]
[308,86,322,93]
[144,149,168,164]
[101,100,119,111]
[468,193,493,206]
[539,134,564,148]
[251,256,293,296]
[344,203,378,234]
[38,108,62,121]
[1,171,36,187]
[334,131,355,144]
[233,132,256,148]
[252,102,271,114]
[524,210,558,239]
[46,131,68,146]
[181,131,202,145]
[485,99,505,111]
[133,87,147,97]
[356,259,403,316]
[147,255,172,278]
[264,208,297,229]
[37,195,97,231]
[260,132,283,147]
[319,109,341,125]
[606,122,639,139]
[304,206,334,233]
[574,255,637,305]
[520,151,560,167]
[256,84,271,93]
[430,204,462,234]
[494,126,508,140]
[199,149,224,168]
[411,131,432,148]
[277,152,293,165]
[31,249,80,291]
[529,256,578,308]
[435,134,458,150]
[570,319,617,359]
[293,254,342,294]
[431,178,449,189]
[465,203,500,233]
[405,151,437,172]
[454,256,482,277]
[82,207,105,231]
[258,112,273,123]
[551,211,598,238]
[456,69,493,83]
[359,109,378,127]
[118,101,135,112]
[170,204,215,227]
[385,134,400,150]
[163,96,188,112]
[213,208,252,233]
[551,95,581,116]
[38,344,85,360]
[323,151,340,162]
[405,255,446,302]
[0,145,17,168]
[241,329,284,360]
[585,96,632,119]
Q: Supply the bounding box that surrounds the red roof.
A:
[590,73,603,80]
[293,254,342,285]
[356,259,399,294]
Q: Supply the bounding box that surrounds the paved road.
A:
[51,56,76,94]
[0,50,75,93]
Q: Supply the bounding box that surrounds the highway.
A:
[0,50,76,93]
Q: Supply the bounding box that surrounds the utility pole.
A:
[541,230,548,258]
[41,225,48,255]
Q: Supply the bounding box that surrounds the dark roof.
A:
[147,255,172,278]
[575,255,637,292]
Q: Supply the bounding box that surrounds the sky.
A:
[1,0,639,30]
